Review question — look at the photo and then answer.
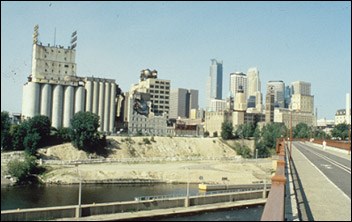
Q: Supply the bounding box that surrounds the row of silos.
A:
[84,79,116,132]
[22,82,85,129]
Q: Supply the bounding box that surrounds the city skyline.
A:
[1,1,351,119]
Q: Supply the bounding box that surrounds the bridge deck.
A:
[290,141,351,221]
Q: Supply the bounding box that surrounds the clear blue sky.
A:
[1,1,351,120]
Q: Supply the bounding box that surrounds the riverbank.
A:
[1,137,272,185]
[40,159,272,185]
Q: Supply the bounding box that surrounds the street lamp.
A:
[75,164,82,218]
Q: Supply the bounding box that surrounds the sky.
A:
[1,1,351,120]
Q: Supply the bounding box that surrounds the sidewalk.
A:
[290,142,351,221]
[303,141,351,160]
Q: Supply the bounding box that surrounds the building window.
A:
[64,65,69,68]
[65,71,67,74]
[45,69,47,72]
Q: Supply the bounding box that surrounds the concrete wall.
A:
[1,190,266,221]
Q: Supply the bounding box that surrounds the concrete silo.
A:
[63,86,74,127]
[40,84,52,119]
[24,82,40,118]
[52,85,63,129]
[109,83,116,132]
[75,86,85,113]
[85,80,93,112]
[103,82,111,132]
[98,81,105,131]
[92,81,99,114]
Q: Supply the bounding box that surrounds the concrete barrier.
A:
[1,190,269,221]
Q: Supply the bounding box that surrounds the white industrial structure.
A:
[21,25,121,133]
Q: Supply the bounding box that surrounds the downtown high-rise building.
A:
[291,81,311,96]
[206,59,223,111]
[266,80,285,108]
[246,67,261,98]
[169,88,199,119]
[229,72,247,103]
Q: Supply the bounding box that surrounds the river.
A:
[1,183,264,220]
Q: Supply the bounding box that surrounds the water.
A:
[1,184,264,221]
[1,183,199,210]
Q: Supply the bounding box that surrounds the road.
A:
[293,141,351,198]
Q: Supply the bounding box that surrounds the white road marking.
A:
[293,143,351,201]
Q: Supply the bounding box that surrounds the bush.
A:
[7,155,39,183]
[143,138,151,145]
[151,136,156,142]
[234,144,252,158]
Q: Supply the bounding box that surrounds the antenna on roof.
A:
[33,24,39,45]
[54,27,56,47]
[71,30,77,49]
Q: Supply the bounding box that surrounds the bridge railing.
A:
[261,138,286,221]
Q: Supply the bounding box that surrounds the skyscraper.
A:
[266,80,285,108]
[169,88,199,119]
[206,59,223,110]
[229,72,247,103]
[247,67,261,98]
[291,81,311,96]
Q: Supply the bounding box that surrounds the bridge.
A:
[261,138,351,221]
[2,139,350,221]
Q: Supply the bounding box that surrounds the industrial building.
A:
[21,25,122,133]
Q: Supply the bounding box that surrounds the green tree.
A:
[236,123,255,139]
[11,124,27,150]
[70,111,105,152]
[331,123,349,140]
[261,122,287,151]
[7,154,38,183]
[293,122,311,138]
[221,121,234,140]
[313,128,331,140]
[1,111,12,150]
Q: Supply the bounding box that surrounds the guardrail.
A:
[261,138,286,221]
[134,186,271,201]
[40,156,272,165]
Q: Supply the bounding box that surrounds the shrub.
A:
[143,138,151,145]
[7,155,39,183]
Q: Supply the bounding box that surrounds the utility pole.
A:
[290,110,293,159]
[75,164,82,218]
